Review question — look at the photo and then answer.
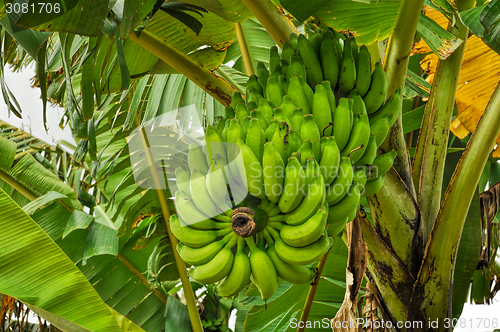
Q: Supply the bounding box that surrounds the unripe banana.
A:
[291,108,304,134]
[265,119,279,142]
[235,139,266,200]
[190,168,222,217]
[189,236,238,284]
[319,136,341,185]
[263,230,316,284]
[215,237,252,297]
[362,174,386,197]
[281,60,289,76]
[287,55,307,82]
[352,167,368,186]
[241,116,251,137]
[278,156,306,213]
[235,103,250,124]
[356,45,372,97]
[170,214,232,248]
[321,81,336,113]
[310,30,323,58]
[263,142,286,204]
[247,101,258,113]
[370,149,397,178]
[225,106,235,119]
[267,226,327,265]
[327,182,362,224]
[304,157,320,185]
[363,62,388,114]
[332,98,352,151]
[273,107,293,130]
[188,143,209,175]
[266,75,284,108]
[369,89,402,127]
[250,109,269,132]
[327,216,348,238]
[271,65,282,77]
[326,157,353,205]
[279,75,289,95]
[341,98,370,164]
[370,114,391,147]
[246,118,266,161]
[177,232,234,266]
[230,92,244,108]
[269,46,281,71]
[280,95,297,119]
[288,76,311,114]
[287,129,301,153]
[174,190,230,230]
[175,167,191,196]
[246,86,262,106]
[272,208,327,247]
[282,41,296,63]
[246,74,264,97]
[246,235,279,301]
[339,38,356,93]
[271,122,291,162]
[297,139,315,166]
[270,174,325,225]
[289,32,298,51]
[300,114,321,161]
[354,135,377,168]
[298,76,314,109]
[321,31,341,89]
[298,34,323,88]
[215,118,226,138]
[258,98,274,126]
[257,62,269,91]
[312,84,333,137]
[206,155,234,215]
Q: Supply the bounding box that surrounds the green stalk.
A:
[239,0,298,48]
[360,216,413,323]
[412,0,475,244]
[128,30,236,107]
[0,169,38,201]
[235,23,255,76]
[380,0,425,196]
[410,81,500,328]
[135,118,204,332]
[297,251,329,332]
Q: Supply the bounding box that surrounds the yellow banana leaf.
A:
[411,8,500,157]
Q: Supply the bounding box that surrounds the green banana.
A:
[288,76,311,114]
[279,75,289,95]
[269,46,281,71]
[175,167,191,196]
[298,76,314,109]
[230,92,244,108]
[226,118,246,184]
[290,32,298,51]
[246,86,262,106]
[174,190,230,230]
[177,232,234,266]
[352,167,368,186]
[326,157,353,205]
[271,65,282,77]
[215,118,226,138]
[319,136,341,185]
[298,34,323,88]
[266,75,284,108]
[370,149,397,178]
[257,62,269,90]
[312,84,333,137]
[339,38,356,93]
[280,95,296,119]
[320,31,340,89]
[369,88,402,127]
[190,168,222,217]
[332,98,352,151]
[354,135,377,167]
[363,62,388,114]
[282,41,296,63]
[304,157,320,185]
[250,109,269,132]
[170,214,232,248]
[258,98,274,126]
[271,122,291,162]
[362,174,386,197]
[291,108,304,134]
[262,142,286,204]
[206,155,234,215]
[341,98,370,164]
[297,139,315,166]
[262,229,316,284]
[246,235,279,301]
[270,174,325,225]
[272,208,327,247]
[268,226,327,265]
[190,236,238,284]
[265,119,279,142]
[300,114,321,161]
[370,114,391,147]
[225,106,235,119]
[235,103,250,124]
[242,116,251,137]
[273,107,293,130]
[246,74,264,97]
[281,60,289,77]
[355,45,372,97]
[287,129,301,153]
[215,237,252,297]
[287,55,307,82]
[246,118,266,161]
[327,182,362,224]
[247,101,258,113]
[235,139,266,200]
[321,80,336,113]
[327,216,348,237]
[310,30,323,57]
[188,143,209,175]
[278,156,306,213]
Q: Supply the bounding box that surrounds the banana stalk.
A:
[412,0,475,242]
[235,22,255,76]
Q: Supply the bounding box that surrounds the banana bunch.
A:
[170,29,402,302]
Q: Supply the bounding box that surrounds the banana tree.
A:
[1,0,500,331]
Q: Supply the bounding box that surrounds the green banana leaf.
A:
[0,188,124,332]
